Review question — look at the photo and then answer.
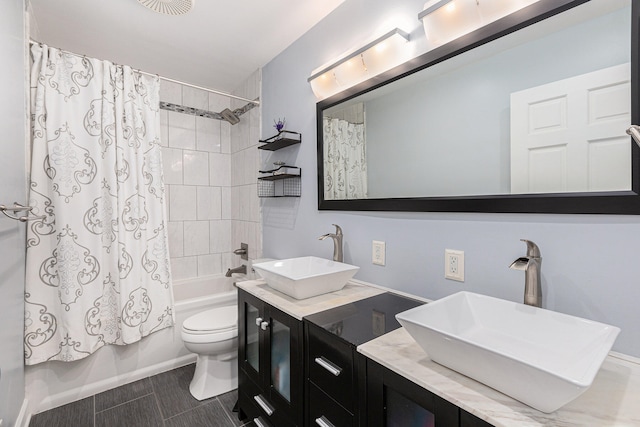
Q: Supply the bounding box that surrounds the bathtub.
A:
[25,274,239,416]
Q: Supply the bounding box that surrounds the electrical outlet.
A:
[372,240,386,266]
[445,249,464,281]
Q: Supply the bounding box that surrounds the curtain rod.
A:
[29,39,260,106]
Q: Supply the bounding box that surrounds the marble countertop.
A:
[358,327,640,426]
[236,279,385,320]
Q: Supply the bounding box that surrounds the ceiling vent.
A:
[137,0,193,15]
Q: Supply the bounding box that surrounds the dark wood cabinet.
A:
[366,360,496,427]
[238,289,303,427]
[304,321,367,427]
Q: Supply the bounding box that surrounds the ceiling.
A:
[28,0,345,94]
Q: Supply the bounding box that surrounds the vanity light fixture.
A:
[308,28,410,100]
[418,0,540,49]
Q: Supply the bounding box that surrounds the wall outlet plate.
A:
[445,249,464,281]
[372,240,386,266]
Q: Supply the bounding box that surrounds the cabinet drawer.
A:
[308,382,354,427]
[239,370,295,427]
[307,324,355,411]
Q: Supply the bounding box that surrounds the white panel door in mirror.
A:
[510,63,631,194]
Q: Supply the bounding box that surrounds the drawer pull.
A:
[314,356,342,376]
[315,416,336,427]
[253,394,275,416]
[254,417,268,427]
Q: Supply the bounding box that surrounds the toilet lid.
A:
[183,306,237,334]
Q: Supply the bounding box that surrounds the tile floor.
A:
[29,364,253,427]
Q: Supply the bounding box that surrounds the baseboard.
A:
[31,354,196,415]
[15,398,29,427]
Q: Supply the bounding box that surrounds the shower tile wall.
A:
[230,70,262,262]
[160,74,261,281]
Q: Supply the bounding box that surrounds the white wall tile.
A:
[196,117,221,153]
[209,93,230,114]
[197,254,223,276]
[231,151,244,187]
[160,80,182,104]
[168,111,196,150]
[183,86,209,110]
[169,185,197,221]
[221,252,236,272]
[183,150,209,186]
[221,122,231,154]
[171,256,197,281]
[168,221,184,257]
[209,153,231,187]
[210,219,232,253]
[184,221,210,256]
[197,186,222,220]
[162,147,183,185]
[159,109,169,147]
[222,187,232,220]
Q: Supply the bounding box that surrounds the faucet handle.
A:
[520,239,541,258]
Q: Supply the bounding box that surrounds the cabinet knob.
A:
[260,321,269,331]
[255,317,263,326]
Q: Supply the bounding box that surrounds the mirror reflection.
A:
[321,0,631,200]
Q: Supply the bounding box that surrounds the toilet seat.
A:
[182,306,238,343]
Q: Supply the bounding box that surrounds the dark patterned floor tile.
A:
[149,363,212,419]
[95,378,153,412]
[164,400,235,427]
[95,394,163,427]
[29,396,94,427]
[217,389,245,427]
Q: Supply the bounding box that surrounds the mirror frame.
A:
[316,0,640,214]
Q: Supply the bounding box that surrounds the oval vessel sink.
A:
[252,256,359,299]
[396,291,620,413]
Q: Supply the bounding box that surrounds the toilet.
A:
[181,305,238,400]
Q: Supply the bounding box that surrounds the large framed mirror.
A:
[317,0,640,214]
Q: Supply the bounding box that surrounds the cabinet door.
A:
[239,290,265,383]
[366,360,459,427]
[264,304,303,425]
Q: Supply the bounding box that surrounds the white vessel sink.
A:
[252,256,359,300]
[396,291,620,413]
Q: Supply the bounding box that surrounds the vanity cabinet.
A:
[238,289,303,427]
[304,321,367,427]
[366,360,495,427]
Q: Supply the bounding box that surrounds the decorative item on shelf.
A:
[308,27,411,100]
[418,0,541,51]
[258,130,302,151]
[274,118,286,132]
[257,165,302,198]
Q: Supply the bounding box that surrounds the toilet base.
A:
[189,354,238,401]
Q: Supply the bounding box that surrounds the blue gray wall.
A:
[261,0,640,357]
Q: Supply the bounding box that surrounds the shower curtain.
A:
[24,44,174,365]
[323,117,367,200]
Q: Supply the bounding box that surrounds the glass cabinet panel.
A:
[386,387,435,427]
[245,302,260,373]
[270,318,291,402]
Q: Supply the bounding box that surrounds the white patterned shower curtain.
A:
[323,117,367,200]
[24,44,174,365]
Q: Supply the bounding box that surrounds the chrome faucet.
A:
[225,264,247,277]
[509,239,542,307]
[318,224,343,262]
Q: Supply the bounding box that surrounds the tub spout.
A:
[226,264,247,277]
